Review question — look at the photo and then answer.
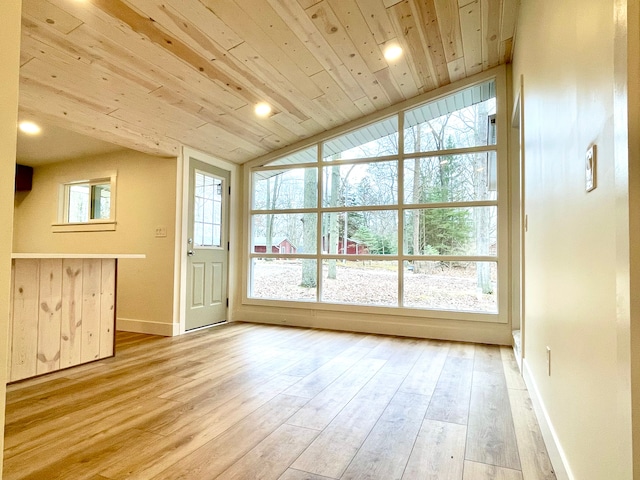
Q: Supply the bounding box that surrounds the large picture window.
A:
[248,79,502,317]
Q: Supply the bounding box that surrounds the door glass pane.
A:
[194,171,222,247]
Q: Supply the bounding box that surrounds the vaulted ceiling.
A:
[18,0,519,164]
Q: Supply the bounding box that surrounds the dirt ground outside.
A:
[251,259,497,313]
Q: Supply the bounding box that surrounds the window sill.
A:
[242,297,503,323]
[52,221,116,233]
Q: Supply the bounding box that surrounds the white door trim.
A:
[174,146,240,335]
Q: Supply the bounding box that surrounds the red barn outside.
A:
[253,237,297,254]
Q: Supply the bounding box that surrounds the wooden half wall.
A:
[8,258,116,382]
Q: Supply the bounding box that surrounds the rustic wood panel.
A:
[99,259,116,359]
[21,0,83,35]
[434,0,465,65]
[326,0,388,73]
[36,259,63,375]
[193,0,324,90]
[268,0,367,102]
[3,324,555,480]
[388,0,438,92]
[17,0,518,163]
[459,0,483,75]
[60,258,83,369]
[481,0,503,69]
[81,259,102,363]
[8,262,15,379]
[9,258,117,382]
[10,259,40,382]
[305,1,391,110]
[411,0,451,86]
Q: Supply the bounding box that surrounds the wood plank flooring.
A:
[3,322,556,480]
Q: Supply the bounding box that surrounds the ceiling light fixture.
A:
[19,121,42,135]
[255,102,272,117]
[383,45,403,62]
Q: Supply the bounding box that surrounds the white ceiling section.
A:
[322,116,398,160]
[260,78,496,168]
[16,121,125,166]
[404,79,496,127]
[18,0,518,165]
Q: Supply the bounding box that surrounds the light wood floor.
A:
[4,322,556,480]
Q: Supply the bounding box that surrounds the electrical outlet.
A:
[546,346,551,376]
[155,226,167,238]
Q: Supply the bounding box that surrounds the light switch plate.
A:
[586,145,597,192]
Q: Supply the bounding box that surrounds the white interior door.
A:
[185,159,229,331]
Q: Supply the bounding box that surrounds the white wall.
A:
[513,0,634,478]
[622,0,640,475]
[13,150,178,335]
[0,0,23,472]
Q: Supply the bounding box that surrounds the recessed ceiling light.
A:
[384,45,403,62]
[19,121,42,135]
[255,102,272,117]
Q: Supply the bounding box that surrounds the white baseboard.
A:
[116,317,179,336]
[522,359,572,480]
[234,307,512,345]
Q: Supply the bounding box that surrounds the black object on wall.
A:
[15,164,33,192]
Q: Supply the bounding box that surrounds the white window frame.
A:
[243,70,509,324]
[53,173,117,232]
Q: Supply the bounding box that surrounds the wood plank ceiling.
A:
[18,0,520,164]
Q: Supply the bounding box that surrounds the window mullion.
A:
[402,144,497,159]
[316,148,323,303]
[397,111,405,308]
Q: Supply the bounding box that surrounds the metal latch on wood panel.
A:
[226,298,229,308]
